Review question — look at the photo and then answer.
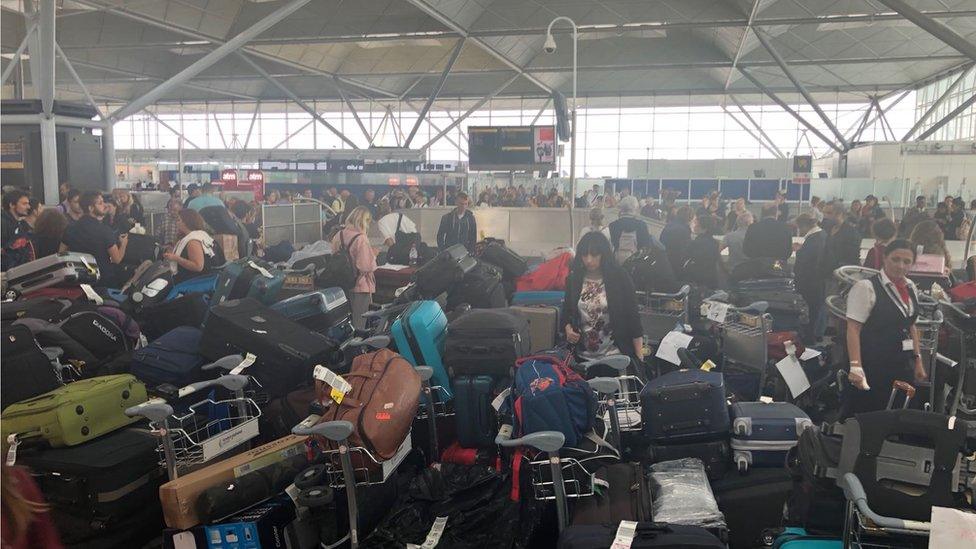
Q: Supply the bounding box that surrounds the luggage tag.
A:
[313,365,352,404]
[79,283,104,305]
[775,341,810,398]
[610,520,638,549]
[491,388,511,412]
[407,516,448,549]
[902,339,914,352]
[705,302,729,323]
[5,435,19,466]
[246,261,274,279]
[79,256,98,277]
[229,353,257,375]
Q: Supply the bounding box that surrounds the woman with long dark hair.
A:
[562,231,644,363]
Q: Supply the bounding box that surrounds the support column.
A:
[38,0,56,116]
[102,123,116,190]
[40,116,59,204]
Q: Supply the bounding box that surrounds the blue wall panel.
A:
[662,179,690,200]
[719,179,749,200]
[690,179,720,199]
[750,179,780,201]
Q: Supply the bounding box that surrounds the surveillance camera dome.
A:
[543,34,557,54]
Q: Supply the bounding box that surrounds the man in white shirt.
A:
[377,211,418,247]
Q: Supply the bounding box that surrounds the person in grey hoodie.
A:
[436,192,477,252]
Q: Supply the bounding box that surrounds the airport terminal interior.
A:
[1,1,976,548]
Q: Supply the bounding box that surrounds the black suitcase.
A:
[644,438,730,480]
[1,324,62,410]
[479,240,528,278]
[446,261,507,311]
[17,428,163,544]
[121,233,159,266]
[557,523,726,549]
[570,462,651,525]
[201,298,334,399]
[1,296,72,323]
[444,308,532,377]
[137,292,209,341]
[453,375,503,448]
[415,244,477,298]
[711,468,793,548]
[640,370,730,442]
[623,247,680,294]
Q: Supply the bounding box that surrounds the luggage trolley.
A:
[839,473,931,549]
[637,285,691,345]
[124,374,261,480]
[701,294,773,400]
[833,266,881,293]
[579,354,643,436]
[938,299,976,417]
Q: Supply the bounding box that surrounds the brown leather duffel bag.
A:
[314,348,420,460]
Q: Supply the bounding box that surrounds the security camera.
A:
[544,34,557,54]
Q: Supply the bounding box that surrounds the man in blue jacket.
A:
[436,192,477,252]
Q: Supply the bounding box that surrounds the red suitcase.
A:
[374,266,416,303]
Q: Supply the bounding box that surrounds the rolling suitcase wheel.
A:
[298,485,335,507]
[296,464,328,489]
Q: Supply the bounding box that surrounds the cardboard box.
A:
[511,305,558,352]
[162,497,297,549]
[160,435,307,530]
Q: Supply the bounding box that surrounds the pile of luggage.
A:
[2,242,975,549]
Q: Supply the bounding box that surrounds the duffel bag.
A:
[515,252,572,292]
[444,308,531,377]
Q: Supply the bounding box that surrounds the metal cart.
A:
[833,266,881,293]
[125,375,261,480]
[579,354,643,435]
[702,295,773,400]
[839,473,931,549]
[637,285,691,345]
[938,299,976,417]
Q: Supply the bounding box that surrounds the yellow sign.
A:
[1,142,25,169]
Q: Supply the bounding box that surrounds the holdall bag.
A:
[731,401,812,473]
[645,438,731,481]
[444,308,531,377]
[730,258,792,282]
[201,298,335,399]
[314,348,421,461]
[137,292,209,341]
[479,239,528,278]
[12,317,99,369]
[785,426,846,534]
[5,252,100,296]
[445,260,507,310]
[414,244,477,298]
[270,287,352,335]
[58,307,137,360]
[640,369,729,442]
[557,522,726,549]
[212,258,285,306]
[121,233,159,266]
[1,324,63,410]
[130,326,207,389]
[258,386,318,444]
[390,300,452,399]
[16,428,163,539]
[515,252,572,292]
[570,462,652,525]
[1,374,148,448]
[453,375,506,448]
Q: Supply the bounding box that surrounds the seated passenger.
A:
[60,191,128,288]
[163,209,223,283]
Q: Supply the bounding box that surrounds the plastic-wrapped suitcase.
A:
[270,287,351,335]
[1,324,62,410]
[165,273,218,300]
[16,428,163,544]
[453,375,501,448]
[1,374,148,447]
[391,300,452,400]
[644,438,730,480]
[130,326,207,390]
[5,252,100,295]
[414,244,477,299]
[211,258,285,306]
[731,401,812,472]
[201,298,334,399]
[640,370,729,442]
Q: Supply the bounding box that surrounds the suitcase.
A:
[165,273,218,300]
[415,244,477,299]
[479,240,528,278]
[557,523,726,549]
[270,287,352,336]
[640,370,729,442]
[374,266,416,304]
[772,528,842,549]
[510,290,565,307]
[137,292,209,341]
[570,462,652,525]
[390,300,452,400]
[733,278,796,291]
[201,298,334,399]
[443,308,531,378]
[644,438,730,480]
[17,428,163,541]
[123,259,174,309]
[445,260,507,310]
[453,375,503,448]
[712,468,794,549]
[5,252,100,295]
[510,305,559,353]
[731,401,812,472]
[623,247,680,294]
[121,233,160,265]
[130,326,207,390]
[211,258,285,306]
[1,296,73,323]
[1,374,148,447]
[1,324,62,410]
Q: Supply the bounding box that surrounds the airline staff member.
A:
[845,239,927,415]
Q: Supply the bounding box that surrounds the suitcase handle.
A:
[663,418,709,432]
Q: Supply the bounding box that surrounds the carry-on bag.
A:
[479,239,528,278]
[1,374,148,447]
[165,273,218,300]
[515,252,572,292]
[200,298,334,398]
[5,252,100,295]
[730,401,812,472]
[641,370,729,441]
[270,287,351,335]
[121,233,159,265]
[391,300,452,399]
[453,375,505,448]
[313,348,421,461]
[123,259,174,309]
[130,326,207,389]
[645,438,730,480]
[623,246,680,294]
[137,292,209,341]
[557,522,726,549]
[712,468,794,549]
[414,244,477,298]
[16,428,163,541]
[211,258,285,306]
[58,305,139,360]
[569,462,652,525]
[510,305,559,352]
[445,260,507,310]
[443,308,531,377]
[1,324,62,410]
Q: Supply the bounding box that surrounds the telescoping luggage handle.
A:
[887,380,917,410]
[497,431,569,532]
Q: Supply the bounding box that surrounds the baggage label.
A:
[229,353,257,375]
[491,388,510,411]
[313,365,352,403]
[706,302,729,323]
[246,260,274,279]
[79,283,104,305]
[5,435,19,466]
[610,520,637,549]
[407,516,448,549]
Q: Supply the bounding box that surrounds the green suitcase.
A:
[1,375,148,447]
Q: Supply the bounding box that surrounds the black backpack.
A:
[317,232,361,290]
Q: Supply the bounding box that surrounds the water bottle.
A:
[408,244,418,266]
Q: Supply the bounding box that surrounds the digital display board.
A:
[467,126,557,171]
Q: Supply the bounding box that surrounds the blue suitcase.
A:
[640,369,729,442]
[130,326,207,389]
[772,527,842,548]
[510,291,565,307]
[391,300,452,400]
[166,274,218,301]
[211,259,284,306]
[731,401,813,473]
[271,288,352,340]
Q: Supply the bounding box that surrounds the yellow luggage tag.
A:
[313,365,352,404]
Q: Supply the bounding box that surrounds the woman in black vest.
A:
[844,239,927,415]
